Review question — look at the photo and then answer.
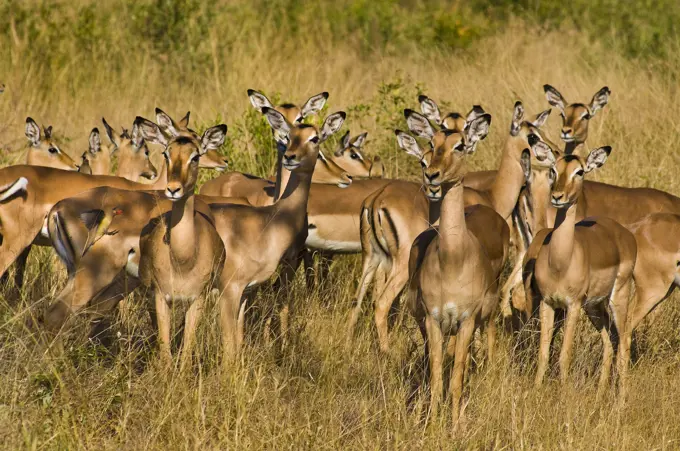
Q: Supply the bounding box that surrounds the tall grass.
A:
[2,1,680,448]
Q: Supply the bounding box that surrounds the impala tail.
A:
[48,209,77,275]
[0,177,28,202]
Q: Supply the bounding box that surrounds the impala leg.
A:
[535,300,555,386]
[450,318,475,431]
[610,278,633,397]
[219,283,243,366]
[425,314,443,419]
[585,304,612,396]
[347,256,378,339]
[154,289,172,365]
[317,252,334,290]
[180,296,205,372]
[486,312,497,364]
[558,304,581,385]
[500,250,525,318]
[629,282,672,332]
[375,266,408,353]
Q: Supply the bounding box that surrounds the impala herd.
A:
[3,85,680,428]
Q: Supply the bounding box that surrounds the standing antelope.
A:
[348,102,548,351]
[79,127,115,176]
[406,113,511,427]
[25,118,79,170]
[543,84,610,156]
[210,108,346,362]
[523,147,636,393]
[135,115,227,368]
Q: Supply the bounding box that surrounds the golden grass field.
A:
[2,1,680,448]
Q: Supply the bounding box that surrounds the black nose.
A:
[167,187,181,195]
[284,154,295,161]
[552,193,563,201]
[425,171,440,182]
[347,175,353,180]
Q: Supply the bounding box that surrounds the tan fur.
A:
[406,127,509,427]
[522,149,635,394]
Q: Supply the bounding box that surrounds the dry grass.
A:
[2,9,680,449]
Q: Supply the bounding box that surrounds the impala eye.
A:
[575,169,584,177]
[144,149,150,157]
[350,153,360,160]
[48,147,59,154]
[420,160,427,168]
[163,152,170,161]
[454,143,465,153]
[309,136,320,144]
[191,154,200,163]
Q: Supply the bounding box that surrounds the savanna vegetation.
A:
[1,0,680,448]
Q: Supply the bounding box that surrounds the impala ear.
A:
[589,86,611,115]
[530,140,556,167]
[262,107,290,148]
[88,128,101,154]
[465,105,486,123]
[531,109,551,128]
[301,92,329,119]
[102,118,120,148]
[319,111,346,142]
[464,113,491,154]
[418,95,442,125]
[510,101,524,136]
[336,130,350,156]
[248,89,274,112]
[584,146,611,173]
[350,132,368,149]
[155,108,180,138]
[178,111,191,129]
[200,124,227,156]
[404,109,435,140]
[395,129,423,159]
[25,117,41,146]
[520,149,531,183]
[133,116,167,147]
[44,125,53,140]
[543,84,567,113]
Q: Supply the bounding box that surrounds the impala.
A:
[523,147,635,393]
[406,113,511,427]
[135,115,227,368]
[209,108,346,361]
[348,102,549,351]
[543,84,610,156]
[25,117,79,170]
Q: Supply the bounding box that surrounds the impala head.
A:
[332,131,372,177]
[399,108,492,201]
[25,117,79,170]
[248,89,329,152]
[418,95,469,132]
[263,107,346,176]
[134,115,227,201]
[543,85,610,147]
[549,146,611,208]
[79,127,116,175]
[102,118,157,180]
[315,151,353,188]
[154,108,229,171]
[508,101,551,156]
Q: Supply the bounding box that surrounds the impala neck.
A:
[274,168,313,231]
[487,137,526,219]
[273,150,285,202]
[438,182,469,266]
[528,168,555,231]
[548,204,576,274]
[148,162,168,190]
[168,195,197,264]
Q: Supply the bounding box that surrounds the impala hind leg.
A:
[585,304,613,397]
[374,264,408,352]
[610,278,633,396]
[535,301,555,386]
[219,283,244,366]
[347,255,379,339]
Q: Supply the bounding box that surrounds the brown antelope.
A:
[348,102,548,351]
[331,131,383,179]
[209,108,346,361]
[101,118,158,181]
[523,147,636,393]
[25,118,79,170]
[406,113,511,427]
[135,116,227,367]
[79,127,114,176]
[543,84,610,156]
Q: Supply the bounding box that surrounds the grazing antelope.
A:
[348,102,548,351]
[25,118,79,170]
[543,84,610,156]
[210,108,346,361]
[523,147,636,392]
[135,115,227,367]
[406,113,511,427]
